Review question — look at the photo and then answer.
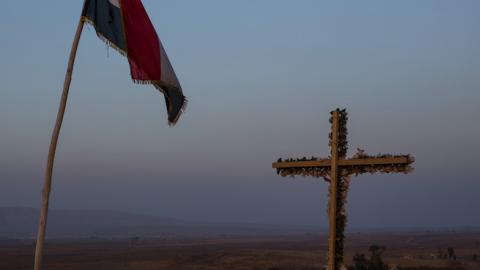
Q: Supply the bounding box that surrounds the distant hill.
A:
[0,207,315,239]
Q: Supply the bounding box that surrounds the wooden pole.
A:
[328,111,339,270]
[34,18,85,270]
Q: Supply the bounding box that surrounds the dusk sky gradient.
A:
[1,1,480,228]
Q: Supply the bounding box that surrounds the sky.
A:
[1,1,480,229]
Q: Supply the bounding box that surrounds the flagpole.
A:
[34,17,85,270]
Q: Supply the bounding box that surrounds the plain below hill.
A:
[0,207,316,239]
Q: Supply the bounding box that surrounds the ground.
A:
[2,231,479,270]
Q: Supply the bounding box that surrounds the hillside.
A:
[0,207,314,239]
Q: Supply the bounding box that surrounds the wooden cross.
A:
[272,109,414,270]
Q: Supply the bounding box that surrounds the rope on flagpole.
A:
[33,17,85,270]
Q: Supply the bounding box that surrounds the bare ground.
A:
[2,232,479,270]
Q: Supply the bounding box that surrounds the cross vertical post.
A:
[328,111,339,270]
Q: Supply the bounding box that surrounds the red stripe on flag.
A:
[120,0,161,82]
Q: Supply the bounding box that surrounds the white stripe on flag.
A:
[109,0,120,8]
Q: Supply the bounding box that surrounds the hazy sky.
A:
[1,1,480,229]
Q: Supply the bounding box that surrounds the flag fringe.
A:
[81,17,128,57]
[132,79,156,85]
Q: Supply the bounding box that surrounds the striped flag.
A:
[81,0,186,125]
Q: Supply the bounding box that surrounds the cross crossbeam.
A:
[271,109,414,270]
[272,156,412,169]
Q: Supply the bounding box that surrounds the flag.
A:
[81,0,186,125]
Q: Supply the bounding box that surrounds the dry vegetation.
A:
[1,232,479,270]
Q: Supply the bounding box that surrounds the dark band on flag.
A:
[81,0,127,54]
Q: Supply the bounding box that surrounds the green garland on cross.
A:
[330,108,349,267]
